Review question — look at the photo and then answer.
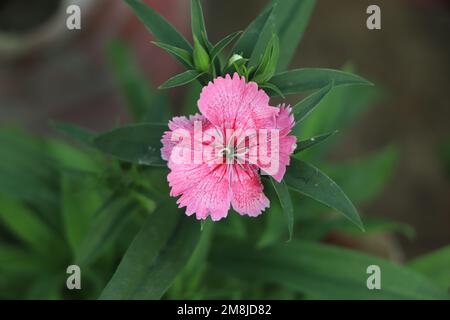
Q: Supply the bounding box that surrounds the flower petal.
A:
[265,104,297,182]
[161,114,211,161]
[231,165,269,217]
[198,73,278,131]
[168,163,231,221]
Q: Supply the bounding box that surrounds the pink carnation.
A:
[161,73,297,221]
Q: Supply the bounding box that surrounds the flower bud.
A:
[193,36,210,72]
[227,54,244,67]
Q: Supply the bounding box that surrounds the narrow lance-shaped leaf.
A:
[294,131,338,154]
[211,240,450,299]
[299,64,379,138]
[159,70,204,89]
[210,31,242,63]
[252,34,280,84]
[248,6,276,67]
[0,194,62,255]
[61,174,103,258]
[0,129,59,227]
[231,6,273,60]
[270,68,373,97]
[297,76,382,162]
[152,41,193,68]
[270,178,294,241]
[125,0,192,67]
[293,81,334,123]
[275,0,316,71]
[408,245,450,288]
[93,123,167,166]
[167,221,214,299]
[25,275,64,300]
[191,0,209,49]
[284,158,364,230]
[259,82,285,98]
[107,40,157,121]
[322,146,398,205]
[0,243,46,274]
[249,0,315,70]
[100,201,201,299]
[51,121,95,147]
[76,198,136,266]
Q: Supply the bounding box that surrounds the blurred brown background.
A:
[0,0,449,258]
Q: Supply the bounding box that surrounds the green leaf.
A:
[232,6,273,60]
[93,123,166,166]
[297,77,382,162]
[284,158,364,230]
[181,82,203,114]
[125,0,191,51]
[275,0,316,71]
[270,68,373,97]
[292,81,334,123]
[248,17,276,68]
[191,0,209,49]
[252,34,280,84]
[322,146,398,204]
[61,174,103,258]
[248,0,315,70]
[409,245,450,288]
[99,202,200,299]
[0,129,59,226]
[259,82,285,98]
[125,0,192,66]
[0,243,45,274]
[152,41,193,68]
[224,55,249,76]
[257,197,286,248]
[46,138,100,173]
[51,121,95,147]
[294,131,338,154]
[211,240,450,299]
[210,31,242,63]
[287,149,395,233]
[298,65,380,139]
[76,198,135,265]
[0,194,61,255]
[168,222,214,299]
[131,190,157,213]
[159,70,203,89]
[270,178,294,241]
[25,275,64,300]
[107,40,161,121]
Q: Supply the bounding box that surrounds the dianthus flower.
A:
[161,73,296,220]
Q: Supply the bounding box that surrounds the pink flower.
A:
[161,73,297,221]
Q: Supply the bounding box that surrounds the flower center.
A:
[223,146,236,160]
